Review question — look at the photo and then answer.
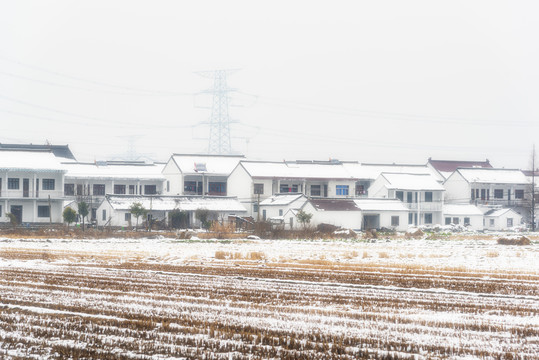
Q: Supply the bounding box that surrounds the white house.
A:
[427,158,493,181]
[0,150,66,224]
[368,172,445,226]
[443,168,530,208]
[353,198,409,231]
[97,195,247,228]
[483,208,523,231]
[62,161,166,222]
[258,193,308,226]
[162,154,245,197]
[301,198,362,230]
[442,204,484,230]
[227,160,360,217]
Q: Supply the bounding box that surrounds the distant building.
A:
[96,194,247,228]
[368,172,445,226]
[162,154,245,196]
[62,160,166,221]
[0,150,66,224]
[0,143,76,161]
[427,158,492,180]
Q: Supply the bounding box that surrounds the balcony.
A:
[0,190,65,199]
[403,201,442,211]
[471,199,528,207]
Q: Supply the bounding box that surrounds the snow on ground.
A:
[0,235,537,359]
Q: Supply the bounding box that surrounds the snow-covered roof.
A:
[309,199,361,212]
[105,195,247,212]
[260,193,306,206]
[455,168,529,184]
[380,173,445,191]
[63,162,165,180]
[428,159,492,173]
[241,161,355,180]
[484,208,519,218]
[353,198,409,212]
[171,154,244,176]
[345,163,439,180]
[0,150,65,172]
[443,204,483,216]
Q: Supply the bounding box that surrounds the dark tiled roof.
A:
[0,143,76,160]
[428,158,492,172]
[310,199,360,212]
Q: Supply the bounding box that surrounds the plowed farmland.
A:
[1,237,538,359]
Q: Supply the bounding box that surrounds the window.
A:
[42,179,55,191]
[280,184,290,193]
[424,213,433,224]
[64,184,75,196]
[408,213,414,224]
[166,181,170,192]
[507,218,513,227]
[279,209,283,216]
[489,219,495,227]
[471,189,475,200]
[481,189,486,200]
[77,184,83,195]
[254,183,264,195]
[515,189,524,199]
[355,184,365,196]
[114,185,126,194]
[184,181,197,193]
[125,213,131,221]
[102,209,107,221]
[93,184,105,196]
[292,184,299,192]
[129,185,136,194]
[445,217,451,225]
[464,217,470,226]
[144,185,157,195]
[38,205,50,218]
[8,178,19,189]
[310,185,321,196]
[262,209,267,221]
[407,192,413,203]
[396,191,404,201]
[494,189,504,199]
[253,203,259,213]
[208,182,226,195]
[424,192,433,202]
[453,217,459,224]
[336,185,349,196]
[391,216,399,226]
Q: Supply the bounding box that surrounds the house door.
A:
[363,215,380,230]
[23,179,30,197]
[10,205,23,225]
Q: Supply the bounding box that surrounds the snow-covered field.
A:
[0,236,538,359]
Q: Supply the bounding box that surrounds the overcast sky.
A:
[1,1,538,168]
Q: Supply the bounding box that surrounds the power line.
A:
[0,55,193,96]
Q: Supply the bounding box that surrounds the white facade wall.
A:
[442,213,483,230]
[363,211,409,232]
[485,210,523,231]
[443,172,471,204]
[302,202,362,229]
[0,170,65,224]
[162,160,183,195]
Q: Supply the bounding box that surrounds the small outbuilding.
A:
[483,208,523,231]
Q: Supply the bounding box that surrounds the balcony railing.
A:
[403,202,442,211]
[471,199,528,207]
[0,190,65,199]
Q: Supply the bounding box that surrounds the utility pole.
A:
[197,69,238,155]
[532,144,536,231]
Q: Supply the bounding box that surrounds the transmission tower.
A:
[197,69,238,155]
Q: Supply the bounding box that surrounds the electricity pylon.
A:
[196,69,238,155]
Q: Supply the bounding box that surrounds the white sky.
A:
[0,1,538,168]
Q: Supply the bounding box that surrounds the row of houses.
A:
[0,143,534,231]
